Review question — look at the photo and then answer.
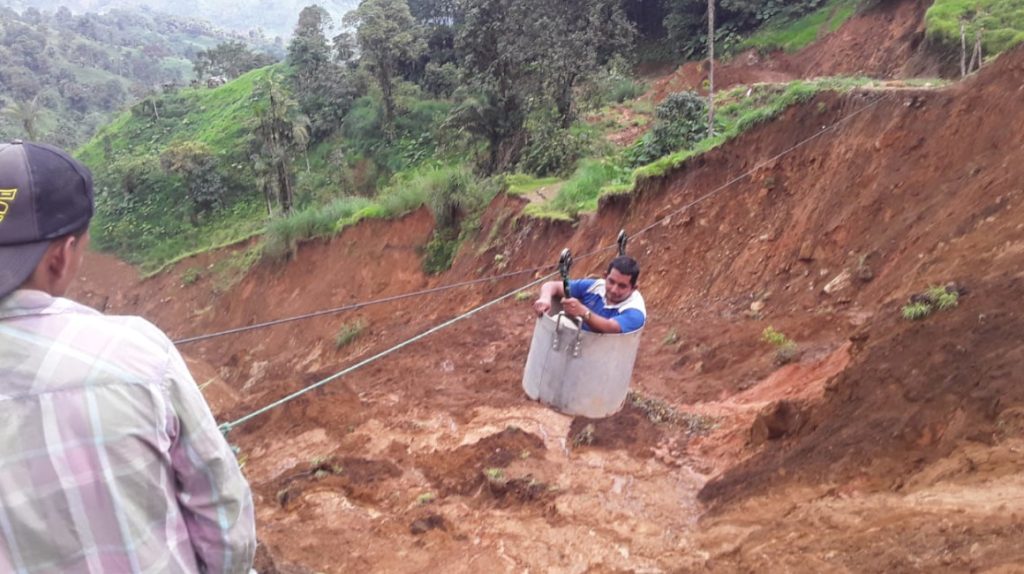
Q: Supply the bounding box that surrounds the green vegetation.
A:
[761,326,798,365]
[741,0,860,53]
[901,301,933,321]
[530,77,870,220]
[524,159,630,219]
[514,291,533,302]
[0,6,282,148]
[505,174,561,196]
[263,197,374,261]
[901,284,961,321]
[926,0,1024,55]
[71,0,890,278]
[334,319,367,349]
[180,267,202,286]
[210,246,263,293]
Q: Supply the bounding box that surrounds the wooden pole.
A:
[960,21,967,78]
[708,0,715,137]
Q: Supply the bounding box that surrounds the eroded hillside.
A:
[68,4,1024,571]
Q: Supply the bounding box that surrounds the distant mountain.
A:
[0,5,284,147]
[0,0,358,38]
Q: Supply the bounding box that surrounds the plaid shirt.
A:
[0,290,255,573]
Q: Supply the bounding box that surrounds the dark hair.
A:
[607,256,640,286]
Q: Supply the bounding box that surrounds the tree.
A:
[453,0,527,174]
[452,0,631,172]
[288,6,333,95]
[287,6,358,142]
[192,41,276,80]
[159,141,228,223]
[249,72,310,214]
[2,96,44,140]
[524,0,634,127]
[345,0,425,140]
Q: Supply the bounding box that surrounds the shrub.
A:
[901,302,932,321]
[761,326,798,365]
[180,267,202,286]
[628,92,708,167]
[334,319,366,349]
[901,283,961,320]
[518,116,591,177]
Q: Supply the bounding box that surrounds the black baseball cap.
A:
[0,140,94,298]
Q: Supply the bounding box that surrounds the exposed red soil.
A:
[70,40,1024,574]
[648,0,939,103]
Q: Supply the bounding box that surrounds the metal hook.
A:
[558,247,573,299]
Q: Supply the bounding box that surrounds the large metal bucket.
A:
[522,304,643,418]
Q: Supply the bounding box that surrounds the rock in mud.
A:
[823,270,852,295]
[750,400,808,445]
[409,514,447,535]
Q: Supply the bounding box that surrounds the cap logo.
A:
[0,188,17,224]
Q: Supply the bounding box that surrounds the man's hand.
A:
[561,297,588,318]
[533,297,552,317]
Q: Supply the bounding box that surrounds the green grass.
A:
[524,77,876,220]
[741,0,860,53]
[523,159,631,219]
[77,66,286,271]
[263,197,375,261]
[505,174,562,196]
[334,319,367,349]
[926,0,1024,55]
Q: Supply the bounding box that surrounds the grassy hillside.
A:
[740,0,860,53]
[926,0,1024,55]
[77,66,278,271]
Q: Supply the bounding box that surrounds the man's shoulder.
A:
[55,297,173,345]
[620,290,646,317]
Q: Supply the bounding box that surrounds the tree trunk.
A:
[707,0,715,137]
[380,66,396,142]
[276,161,292,214]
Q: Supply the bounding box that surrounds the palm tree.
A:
[249,72,310,214]
[2,96,43,141]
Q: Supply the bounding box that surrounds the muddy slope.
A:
[71,45,1024,573]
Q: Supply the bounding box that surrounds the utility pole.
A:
[707,0,715,137]
[960,21,967,78]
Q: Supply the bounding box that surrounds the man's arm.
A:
[533,280,566,316]
[560,297,622,334]
[165,346,256,574]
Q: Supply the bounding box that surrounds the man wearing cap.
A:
[533,255,646,334]
[0,141,255,573]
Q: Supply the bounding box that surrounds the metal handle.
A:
[551,312,584,357]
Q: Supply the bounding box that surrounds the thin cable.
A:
[219,271,558,433]
[185,91,888,347]
[632,91,890,237]
[174,263,554,345]
[217,91,891,431]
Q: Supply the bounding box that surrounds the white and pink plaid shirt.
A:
[0,290,255,573]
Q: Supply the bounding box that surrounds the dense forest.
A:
[67,0,1023,274]
[0,6,283,146]
[2,0,359,38]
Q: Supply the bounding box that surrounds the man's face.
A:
[605,268,635,304]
